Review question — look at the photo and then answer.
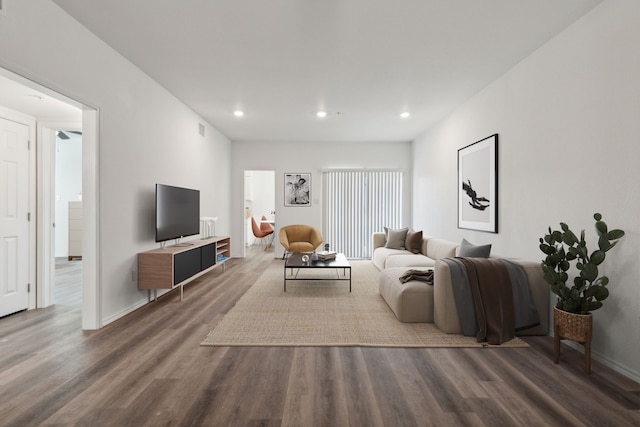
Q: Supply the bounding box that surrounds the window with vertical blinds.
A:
[322,170,403,259]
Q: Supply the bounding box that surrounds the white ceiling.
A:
[42,0,602,142]
[0,70,82,121]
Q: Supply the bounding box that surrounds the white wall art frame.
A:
[284,173,311,207]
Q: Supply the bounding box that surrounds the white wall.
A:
[0,0,231,325]
[412,0,640,381]
[231,140,413,258]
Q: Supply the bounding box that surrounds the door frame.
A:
[80,108,100,330]
[37,112,100,329]
[0,65,101,329]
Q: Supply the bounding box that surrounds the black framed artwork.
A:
[458,134,498,233]
[284,173,311,207]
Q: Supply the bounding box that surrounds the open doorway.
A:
[36,122,81,310]
[0,67,100,329]
[244,170,275,256]
[54,130,83,307]
[55,130,83,262]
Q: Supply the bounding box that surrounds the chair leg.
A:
[263,234,274,250]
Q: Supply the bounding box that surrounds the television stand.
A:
[138,236,230,301]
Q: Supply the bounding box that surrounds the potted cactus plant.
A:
[539,213,625,314]
[539,213,624,373]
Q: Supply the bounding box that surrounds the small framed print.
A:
[284,173,311,207]
[458,134,498,233]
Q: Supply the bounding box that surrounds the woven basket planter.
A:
[553,306,593,373]
[553,306,593,342]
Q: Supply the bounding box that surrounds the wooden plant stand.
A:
[553,306,593,374]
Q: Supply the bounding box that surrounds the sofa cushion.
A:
[425,238,459,260]
[458,238,492,257]
[372,247,407,270]
[385,254,436,269]
[384,227,409,249]
[405,229,423,254]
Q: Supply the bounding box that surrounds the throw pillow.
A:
[458,238,492,258]
[384,227,409,249]
[405,229,423,254]
[383,226,399,239]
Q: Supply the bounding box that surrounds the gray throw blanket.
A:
[442,257,540,344]
[399,269,434,284]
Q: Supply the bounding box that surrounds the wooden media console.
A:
[138,236,230,300]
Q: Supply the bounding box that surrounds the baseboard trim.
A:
[562,339,640,384]
[100,290,169,327]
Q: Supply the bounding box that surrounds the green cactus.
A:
[539,213,624,314]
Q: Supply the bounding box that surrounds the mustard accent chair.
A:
[279,224,323,259]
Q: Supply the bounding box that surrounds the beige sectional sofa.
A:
[372,231,549,336]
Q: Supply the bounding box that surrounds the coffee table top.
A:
[285,252,350,268]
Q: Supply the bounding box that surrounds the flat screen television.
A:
[155,184,200,243]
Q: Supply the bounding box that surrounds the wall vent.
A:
[199,123,205,137]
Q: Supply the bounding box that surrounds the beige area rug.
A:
[201,260,528,348]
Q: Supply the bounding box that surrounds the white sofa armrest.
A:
[372,232,386,253]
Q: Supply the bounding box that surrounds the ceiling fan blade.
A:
[57,130,82,140]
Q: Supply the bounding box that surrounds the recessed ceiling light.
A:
[233,110,244,117]
[316,111,327,118]
[400,112,411,119]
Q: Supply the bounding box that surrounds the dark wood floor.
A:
[1,247,639,426]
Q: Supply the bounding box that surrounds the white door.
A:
[0,117,30,317]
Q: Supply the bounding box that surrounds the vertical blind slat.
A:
[322,171,402,258]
